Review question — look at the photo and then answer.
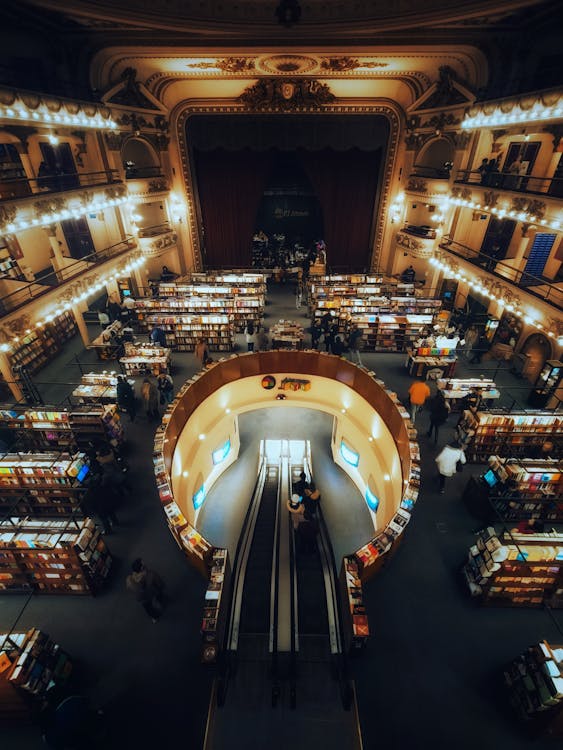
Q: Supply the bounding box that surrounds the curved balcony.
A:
[0,170,122,202]
[137,223,177,258]
[0,237,137,315]
[455,169,563,198]
[439,236,563,309]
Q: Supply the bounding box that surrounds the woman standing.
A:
[244,320,258,352]
[141,378,160,421]
[426,390,450,445]
[194,337,209,366]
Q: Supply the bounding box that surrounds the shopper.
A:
[157,371,174,405]
[347,323,363,365]
[426,390,450,445]
[408,378,431,423]
[287,494,306,530]
[463,325,479,360]
[258,326,270,351]
[435,441,466,494]
[400,265,416,283]
[244,320,258,352]
[311,320,322,349]
[150,324,167,348]
[331,335,345,356]
[84,477,119,534]
[456,406,479,450]
[126,558,166,623]
[194,337,209,366]
[293,471,308,499]
[141,378,160,421]
[303,484,321,518]
[98,445,130,498]
[295,281,303,309]
[106,296,121,322]
[116,375,136,423]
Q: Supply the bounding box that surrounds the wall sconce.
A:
[169,192,185,223]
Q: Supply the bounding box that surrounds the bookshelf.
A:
[0,517,112,594]
[141,313,233,353]
[504,640,563,737]
[339,556,369,651]
[485,457,563,522]
[10,312,77,380]
[135,276,266,336]
[0,451,90,517]
[308,275,444,352]
[462,526,563,607]
[72,371,121,404]
[0,628,72,719]
[468,410,562,462]
[270,320,304,349]
[201,547,231,663]
[119,341,171,376]
[0,405,124,451]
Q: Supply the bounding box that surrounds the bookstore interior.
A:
[0,0,562,748]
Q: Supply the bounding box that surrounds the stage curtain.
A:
[299,148,381,271]
[194,149,273,268]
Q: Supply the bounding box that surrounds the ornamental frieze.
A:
[238,78,335,111]
[483,191,499,208]
[0,205,17,227]
[406,177,428,193]
[33,197,65,220]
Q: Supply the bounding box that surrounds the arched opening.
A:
[520,332,553,383]
[121,137,161,178]
[414,138,455,178]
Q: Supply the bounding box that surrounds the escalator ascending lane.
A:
[237,465,279,653]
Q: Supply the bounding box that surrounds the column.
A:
[0,351,24,402]
[499,230,530,282]
[43,226,68,281]
[71,302,90,347]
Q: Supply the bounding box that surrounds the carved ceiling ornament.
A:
[483,190,499,208]
[238,78,335,111]
[406,177,428,193]
[0,205,17,229]
[258,55,317,75]
[217,57,255,73]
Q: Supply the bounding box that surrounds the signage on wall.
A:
[192,484,206,510]
[261,375,276,390]
[365,486,380,512]
[280,377,311,392]
[340,440,359,467]
[212,438,231,465]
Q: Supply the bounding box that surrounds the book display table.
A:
[270,320,304,349]
[119,342,171,376]
[405,347,457,379]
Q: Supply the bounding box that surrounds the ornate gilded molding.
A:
[238,78,335,111]
[174,100,401,273]
[406,177,428,193]
[139,231,178,258]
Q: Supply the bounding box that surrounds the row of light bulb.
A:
[0,257,147,354]
[462,104,563,130]
[3,196,131,234]
[0,105,118,130]
[447,196,562,231]
[429,257,563,346]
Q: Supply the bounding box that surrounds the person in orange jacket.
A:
[408,379,431,423]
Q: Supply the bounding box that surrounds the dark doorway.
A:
[480,217,516,269]
[60,218,94,259]
[40,142,79,190]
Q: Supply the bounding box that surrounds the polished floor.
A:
[1,281,562,749]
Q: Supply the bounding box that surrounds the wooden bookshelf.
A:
[1,628,72,708]
[201,547,231,663]
[468,411,562,462]
[0,451,90,517]
[463,527,563,608]
[0,517,112,594]
[0,405,124,451]
[485,456,563,523]
[504,640,563,737]
[10,312,77,380]
[339,556,369,651]
[142,313,233,352]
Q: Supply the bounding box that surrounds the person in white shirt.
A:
[122,295,135,310]
[435,441,466,494]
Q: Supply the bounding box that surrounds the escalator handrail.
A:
[287,460,299,706]
[224,453,268,653]
[270,456,283,699]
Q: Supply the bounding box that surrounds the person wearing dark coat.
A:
[116,375,136,422]
[311,321,322,349]
[126,558,166,623]
[426,390,451,445]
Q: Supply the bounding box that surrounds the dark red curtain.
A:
[298,148,381,270]
[194,149,273,268]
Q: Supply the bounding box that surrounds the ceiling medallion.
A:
[258,55,318,75]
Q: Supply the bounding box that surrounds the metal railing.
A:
[410,164,453,179]
[124,166,163,180]
[439,236,563,309]
[138,222,172,238]
[0,236,137,316]
[454,169,563,197]
[0,170,121,202]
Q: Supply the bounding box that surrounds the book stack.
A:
[342,557,369,645]
[505,640,563,729]
[7,628,72,699]
[201,548,228,638]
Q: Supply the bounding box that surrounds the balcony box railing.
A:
[455,169,563,198]
[137,225,177,258]
[0,170,121,202]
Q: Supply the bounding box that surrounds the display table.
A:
[405,348,457,379]
[88,321,127,361]
[437,378,500,408]
[119,342,171,376]
[270,320,304,349]
[72,372,135,404]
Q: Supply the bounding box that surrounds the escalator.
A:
[205,439,362,750]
